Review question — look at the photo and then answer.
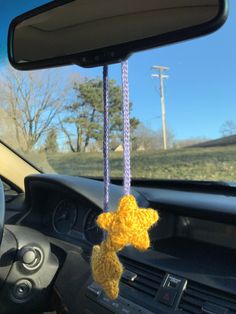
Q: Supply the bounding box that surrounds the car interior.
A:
[1,0,236,313]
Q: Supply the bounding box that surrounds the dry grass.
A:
[24,145,236,181]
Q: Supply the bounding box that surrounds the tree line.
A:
[0,67,140,153]
[2,66,225,154]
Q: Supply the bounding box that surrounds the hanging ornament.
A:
[91,60,159,300]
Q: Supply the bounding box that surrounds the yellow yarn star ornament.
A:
[97,195,159,251]
[91,241,123,300]
[91,195,159,299]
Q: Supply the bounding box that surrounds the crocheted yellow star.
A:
[97,195,159,252]
[91,241,123,300]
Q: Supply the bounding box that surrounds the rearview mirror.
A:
[8,0,228,69]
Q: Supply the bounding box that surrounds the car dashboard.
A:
[8,174,236,314]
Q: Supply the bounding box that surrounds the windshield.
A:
[0,1,235,181]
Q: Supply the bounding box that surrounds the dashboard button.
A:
[159,289,177,306]
[120,307,132,314]
[18,247,37,265]
[118,297,154,314]
[101,295,111,305]
[101,295,111,304]
[18,246,43,270]
[165,275,182,289]
[87,283,102,298]
[111,300,121,311]
[12,279,32,301]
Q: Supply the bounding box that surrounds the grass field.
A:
[26,144,236,181]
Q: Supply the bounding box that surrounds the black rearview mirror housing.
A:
[8,0,228,70]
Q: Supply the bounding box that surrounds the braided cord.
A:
[103,65,110,213]
[103,61,131,209]
[121,60,131,195]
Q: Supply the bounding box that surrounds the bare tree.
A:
[220,120,236,137]
[132,124,175,151]
[0,67,64,152]
[0,107,18,147]
[59,119,78,153]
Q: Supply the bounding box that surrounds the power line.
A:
[151,65,169,150]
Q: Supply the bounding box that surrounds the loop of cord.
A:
[103,65,110,213]
[121,60,131,196]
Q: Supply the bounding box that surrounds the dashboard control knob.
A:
[12,279,32,301]
[18,247,37,265]
[18,247,43,270]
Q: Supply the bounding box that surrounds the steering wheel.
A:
[0,180,59,314]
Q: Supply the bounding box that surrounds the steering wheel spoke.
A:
[0,183,59,314]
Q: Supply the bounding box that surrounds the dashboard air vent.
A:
[120,256,165,298]
[179,281,236,314]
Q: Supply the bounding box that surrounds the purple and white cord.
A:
[121,60,131,196]
[103,65,110,213]
[102,60,131,218]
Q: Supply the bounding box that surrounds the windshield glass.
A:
[0,1,235,181]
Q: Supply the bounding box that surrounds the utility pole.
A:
[151,65,169,150]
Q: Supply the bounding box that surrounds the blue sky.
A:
[0,0,235,140]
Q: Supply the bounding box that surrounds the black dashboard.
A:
[9,174,236,314]
[22,174,148,250]
[23,183,104,246]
